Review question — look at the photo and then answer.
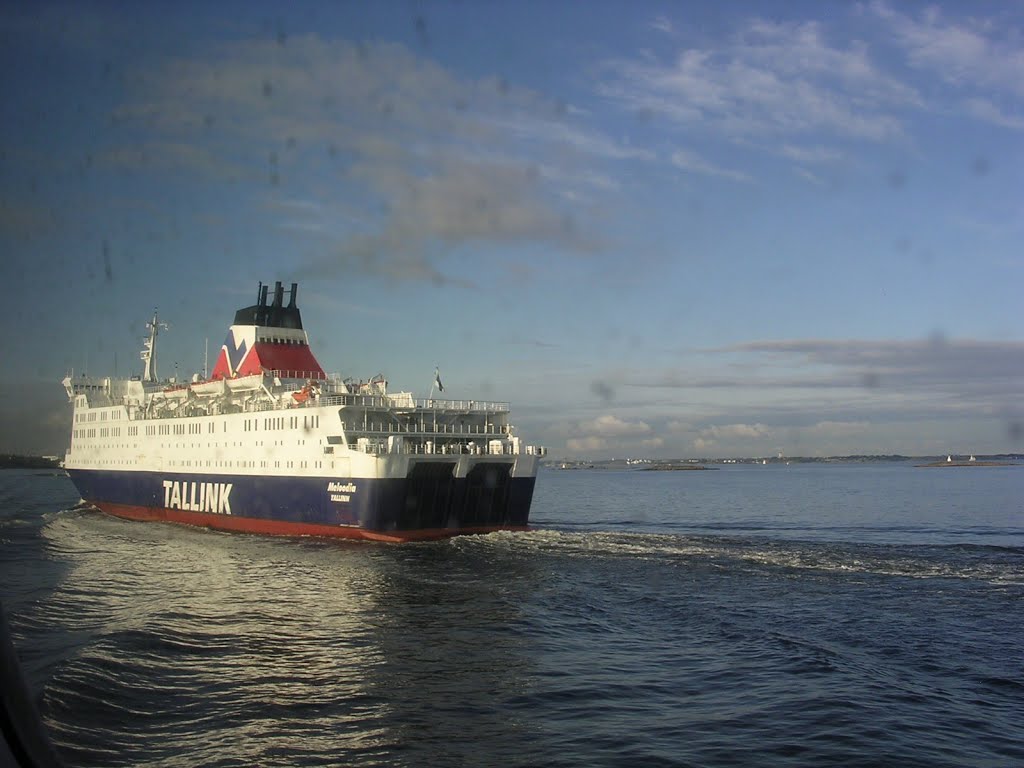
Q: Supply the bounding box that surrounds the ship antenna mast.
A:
[141,309,169,382]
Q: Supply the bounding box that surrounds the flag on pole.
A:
[434,367,444,393]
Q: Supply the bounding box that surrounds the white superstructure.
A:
[62,282,544,541]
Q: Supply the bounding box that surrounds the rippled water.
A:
[2,464,1023,766]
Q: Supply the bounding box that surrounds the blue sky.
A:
[1,1,1022,458]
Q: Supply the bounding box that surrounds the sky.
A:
[1,0,1022,459]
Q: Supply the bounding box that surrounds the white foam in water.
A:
[463,526,1024,585]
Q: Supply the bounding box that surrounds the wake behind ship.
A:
[63,282,545,542]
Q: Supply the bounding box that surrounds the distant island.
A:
[641,464,718,471]
[547,454,1023,470]
[916,460,1018,468]
[0,454,62,469]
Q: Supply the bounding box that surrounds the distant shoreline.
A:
[549,454,1024,470]
[915,461,1017,468]
[0,455,61,470]
[641,464,718,471]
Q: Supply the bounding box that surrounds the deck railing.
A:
[266,369,328,381]
[341,422,510,437]
[343,440,517,456]
[317,394,509,412]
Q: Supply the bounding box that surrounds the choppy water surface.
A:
[2,463,1023,767]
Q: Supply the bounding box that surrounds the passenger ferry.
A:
[63,282,544,542]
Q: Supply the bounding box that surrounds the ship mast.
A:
[141,310,169,382]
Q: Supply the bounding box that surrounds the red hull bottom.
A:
[93,501,529,543]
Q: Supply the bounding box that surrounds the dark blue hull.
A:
[66,467,536,542]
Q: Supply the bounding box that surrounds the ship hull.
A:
[67,468,536,543]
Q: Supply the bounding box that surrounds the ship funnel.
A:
[288,283,298,308]
[260,284,269,307]
[272,281,284,309]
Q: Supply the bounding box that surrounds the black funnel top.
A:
[233,281,304,329]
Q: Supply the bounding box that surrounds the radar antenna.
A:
[140,310,169,382]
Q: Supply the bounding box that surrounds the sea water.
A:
[2,463,1022,767]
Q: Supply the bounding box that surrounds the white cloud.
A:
[726,338,1024,396]
[486,114,653,162]
[871,2,1024,98]
[670,149,753,183]
[700,423,770,440]
[794,167,825,186]
[579,414,652,437]
[567,435,607,452]
[95,141,246,178]
[601,16,917,142]
[677,338,1024,430]
[560,414,660,456]
[805,420,869,436]
[962,98,1024,130]
[650,16,674,35]
[110,37,628,285]
[780,144,844,164]
[688,423,771,454]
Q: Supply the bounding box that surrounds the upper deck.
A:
[63,280,544,462]
[65,370,535,461]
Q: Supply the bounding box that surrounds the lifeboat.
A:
[291,380,320,404]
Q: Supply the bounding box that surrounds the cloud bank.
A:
[107,37,637,286]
